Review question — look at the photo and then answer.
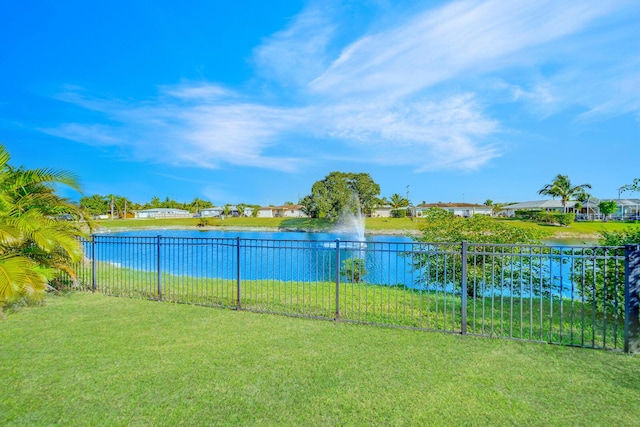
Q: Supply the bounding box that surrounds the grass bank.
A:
[91,216,640,243]
[80,262,622,349]
[1,293,638,426]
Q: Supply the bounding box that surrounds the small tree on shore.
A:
[412,208,548,298]
[598,201,617,221]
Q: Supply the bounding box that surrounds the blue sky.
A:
[1,0,639,206]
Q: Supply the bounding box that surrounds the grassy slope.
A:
[1,293,639,426]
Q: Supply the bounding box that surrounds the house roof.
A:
[260,205,305,210]
[416,203,491,209]
[136,208,190,213]
[502,200,568,210]
[601,198,640,206]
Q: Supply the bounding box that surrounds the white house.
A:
[413,203,493,218]
[135,208,192,219]
[200,207,224,218]
[372,205,393,218]
[608,199,640,220]
[500,200,575,217]
[499,198,640,220]
[257,205,307,218]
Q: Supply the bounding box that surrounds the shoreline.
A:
[92,224,420,236]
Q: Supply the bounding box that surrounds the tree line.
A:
[79,195,267,218]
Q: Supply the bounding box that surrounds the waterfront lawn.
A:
[79,263,623,349]
[500,219,640,238]
[1,293,639,426]
[92,216,417,232]
[93,217,296,229]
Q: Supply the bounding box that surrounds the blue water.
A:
[90,229,418,286]
[89,229,583,297]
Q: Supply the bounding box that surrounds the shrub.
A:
[555,213,575,226]
[340,258,367,283]
[515,210,574,226]
[391,209,406,218]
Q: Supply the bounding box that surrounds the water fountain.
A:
[332,194,367,248]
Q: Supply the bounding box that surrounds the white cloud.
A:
[45,87,306,172]
[43,0,639,175]
[309,0,626,99]
[41,123,121,146]
[509,81,562,118]
[318,93,499,170]
[161,83,234,101]
[253,4,336,86]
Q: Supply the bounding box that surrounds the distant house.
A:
[135,208,192,219]
[500,200,575,217]
[608,199,640,220]
[372,205,393,218]
[199,207,224,218]
[499,199,640,220]
[257,205,307,218]
[200,206,246,218]
[200,206,257,218]
[413,203,493,218]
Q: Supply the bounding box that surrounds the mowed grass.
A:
[2,293,639,426]
[499,219,640,238]
[85,264,624,349]
[92,216,640,242]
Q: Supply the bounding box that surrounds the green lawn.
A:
[92,217,640,243]
[92,216,419,232]
[2,293,638,425]
[82,262,624,350]
[498,219,640,239]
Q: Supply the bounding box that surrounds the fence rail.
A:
[73,235,640,352]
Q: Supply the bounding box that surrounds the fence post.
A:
[236,236,242,310]
[335,239,341,320]
[624,244,640,353]
[157,235,162,301]
[461,241,468,335]
[91,235,97,292]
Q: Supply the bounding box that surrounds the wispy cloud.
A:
[317,94,499,170]
[44,87,307,172]
[43,0,639,175]
[41,123,123,146]
[308,0,625,99]
[253,4,337,87]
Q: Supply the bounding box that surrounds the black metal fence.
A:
[73,235,640,352]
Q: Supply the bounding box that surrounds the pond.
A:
[90,229,420,287]
[86,229,598,298]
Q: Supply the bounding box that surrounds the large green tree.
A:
[79,194,110,216]
[0,144,88,306]
[538,174,592,213]
[300,172,380,220]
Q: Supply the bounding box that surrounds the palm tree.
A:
[104,194,131,218]
[389,193,409,209]
[0,144,88,306]
[538,174,592,213]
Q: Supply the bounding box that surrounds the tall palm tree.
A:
[0,144,88,306]
[538,174,592,213]
[389,193,409,209]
